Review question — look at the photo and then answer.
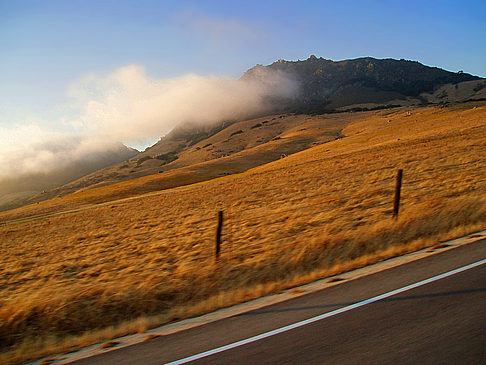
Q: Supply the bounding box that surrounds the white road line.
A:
[164,258,486,365]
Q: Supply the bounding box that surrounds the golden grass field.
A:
[1,103,486,363]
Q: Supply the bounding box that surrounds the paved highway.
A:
[71,239,486,364]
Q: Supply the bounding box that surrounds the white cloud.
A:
[0,64,297,182]
[69,64,297,146]
[0,124,122,179]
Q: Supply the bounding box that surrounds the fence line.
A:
[9,169,409,272]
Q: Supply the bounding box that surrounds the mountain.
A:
[136,57,484,162]
[2,56,484,211]
[242,56,481,113]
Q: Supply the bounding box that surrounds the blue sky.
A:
[1,0,485,151]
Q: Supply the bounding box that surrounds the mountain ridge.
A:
[242,56,481,113]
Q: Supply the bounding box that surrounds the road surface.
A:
[71,238,486,364]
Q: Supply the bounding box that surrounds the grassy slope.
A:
[1,104,486,363]
[0,113,352,222]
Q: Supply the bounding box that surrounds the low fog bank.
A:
[0,140,137,207]
[71,65,298,143]
[0,65,298,204]
[0,135,136,180]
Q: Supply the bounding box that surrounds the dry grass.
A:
[1,105,485,363]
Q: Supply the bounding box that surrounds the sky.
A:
[1,0,485,157]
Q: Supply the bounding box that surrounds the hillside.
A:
[1,103,485,363]
[2,57,485,212]
[0,112,357,218]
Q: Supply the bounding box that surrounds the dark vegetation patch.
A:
[343,104,402,113]
[170,121,233,146]
[136,156,153,165]
[187,133,208,147]
[230,130,244,137]
[473,82,486,93]
[155,152,178,165]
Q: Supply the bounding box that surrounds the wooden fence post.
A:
[393,169,403,218]
[215,210,223,261]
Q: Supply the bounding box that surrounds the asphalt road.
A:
[71,239,486,365]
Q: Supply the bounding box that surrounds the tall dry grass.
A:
[1,105,485,363]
